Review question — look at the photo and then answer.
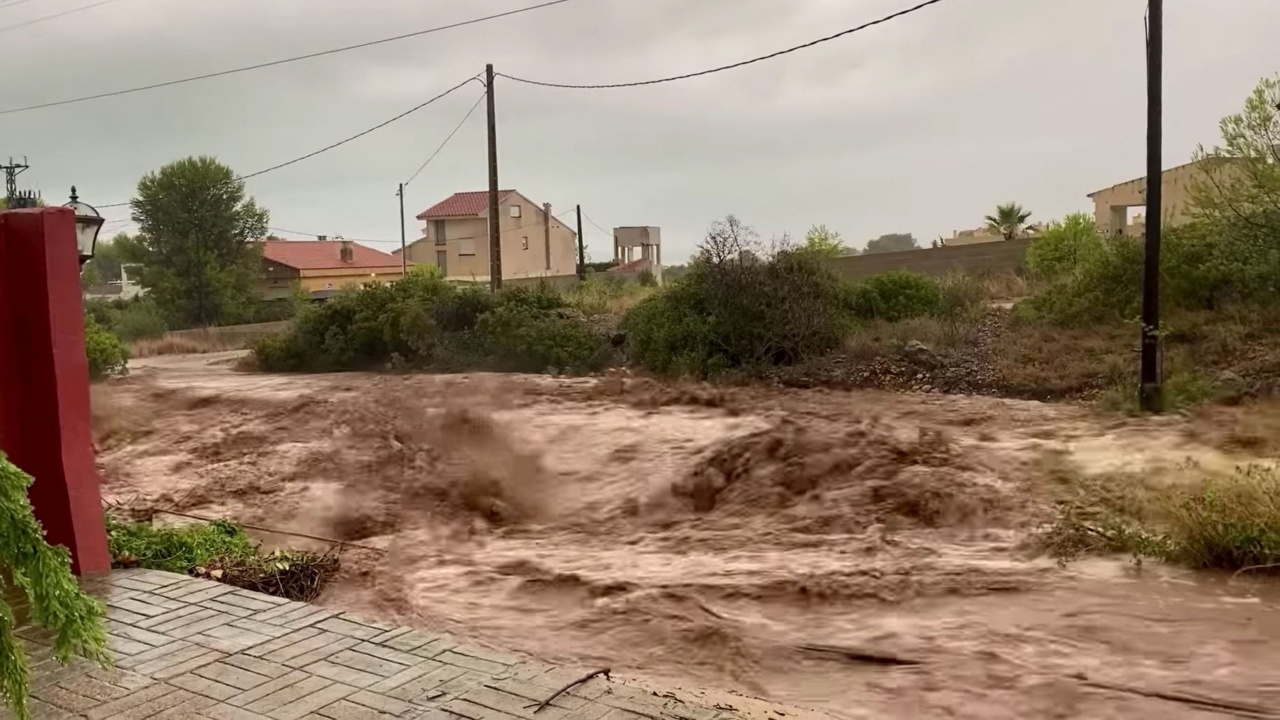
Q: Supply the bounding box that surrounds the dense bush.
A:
[253,269,610,373]
[847,271,942,322]
[623,250,851,376]
[84,315,128,380]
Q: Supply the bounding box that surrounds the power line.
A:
[403,90,485,187]
[0,0,577,116]
[0,0,43,12]
[581,211,610,237]
[497,0,950,90]
[0,0,127,35]
[99,76,481,208]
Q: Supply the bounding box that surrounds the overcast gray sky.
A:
[3,0,1278,262]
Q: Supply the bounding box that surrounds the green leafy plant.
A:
[0,455,110,720]
[83,315,128,380]
[984,202,1034,240]
[847,271,942,322]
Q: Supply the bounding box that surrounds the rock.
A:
[920,385,932,394]
[904,340,930,356]
[1212,370,1248,404]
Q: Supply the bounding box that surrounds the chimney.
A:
[339,240,354,263]
[542,202,552,271]
[317,234,327,242]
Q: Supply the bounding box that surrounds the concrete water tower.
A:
[613,226,662,284]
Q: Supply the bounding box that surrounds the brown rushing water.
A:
[94,354,1280,719]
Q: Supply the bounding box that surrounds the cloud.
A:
[3,0,1278,259]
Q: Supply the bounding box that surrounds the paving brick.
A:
[230,618,298,639]
[243,628,324,658]
[226,670,311,708]
[253,602,317,623]
[449,645,522,667]
[83,682,187,719]
[134,645,224,680]
[128,591,189,611]
[55,674,132,703]
[408,637,459,660]
[195,661,275,690]
[594,692,671,720]
[343,690,418,716]
[107,634,155,656]
[367,627,413,645]
[281,636,361,669]
[204,599,260,618]
[365,660,444,695]
[302,660,381,689]
[434,651,508,676]
[150,695,219,719]
[172,672,242,701]
[232,590,291,607]
[383,664,468,704]
[191,625,277,654]
[19,697,79,719]
[558,704,615,720]
[135,605,205,630]
[483,679,587,710]
[110,577,172,593]
[336,614,397,632]
[442,693,536,720]
[148,607,223,635]
[109,597,173,618]
[106,622,172,648]
[221,654,295,679]
[115,641,194,670]
[278,608,341,631]
[85,668,155,693]
[104,606,148,625]
[201,703,275,719]
[315,618,384,640]
[166,611,239,640]
[153,578,214,599]
[216,593,285,613]
[312,699,397,719]
[528,669,610,700]
[329,648,413,677]
[382,632,440,653]
[31,684,101,713]
[348,642,421,669]
[243,674,352,719]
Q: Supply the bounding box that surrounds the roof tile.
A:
[416,190,515,220]
[262,240,401,271]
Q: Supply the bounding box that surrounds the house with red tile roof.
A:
[401,190,578,282]
[261,239,405,299]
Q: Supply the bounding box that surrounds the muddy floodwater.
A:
[94,352,1280,719]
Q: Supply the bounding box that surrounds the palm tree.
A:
[984,202,1033,240]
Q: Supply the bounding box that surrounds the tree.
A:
[128,157,269,327]
[863,233,919,254]
[800,224,851,258]
[1025,213,1104,280]
[1,456,109,719]
[984,202,1033,240]
[1190,72,1280,243]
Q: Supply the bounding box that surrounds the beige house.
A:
[1087,158,1242,236]
[402,190,578,282]
[261,239,404,299]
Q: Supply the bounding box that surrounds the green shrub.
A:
[623,250,850,376]
[1018,233,1143,325]
[847,271,942,322]
[106,516,255,574]
[253,269,609,374]
[111,298,168,341]
[84,315,128,379]
[1,455,109,720]
[1024,213,1104,282]
[476,304,609,373]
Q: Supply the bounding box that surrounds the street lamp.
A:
[65,186,103,266]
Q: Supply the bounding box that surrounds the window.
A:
[433,220,446,245]
[458,238,476,256]
[509,205,522,219]
[521,236,529,250]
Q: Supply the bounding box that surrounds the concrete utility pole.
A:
[397,183,407,276]
[485,64,502,291]
[1140,0,1164,412]
[576,204,586,281]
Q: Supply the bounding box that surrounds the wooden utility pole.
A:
[1140,0,1163,412]
[397,183,407,276]
[485,64,502,291]
[576,204,586,280]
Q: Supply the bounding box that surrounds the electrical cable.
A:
[497,0,951,90]
[98,75,481,208]
[0,0,127,35]
[581,211,610,236]
[0,0,576,116]
[0,0,42,12]
[403,90,485,187]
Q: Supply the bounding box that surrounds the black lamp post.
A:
[64,186,104,266]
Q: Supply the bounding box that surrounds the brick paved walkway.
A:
[6,569,735,720]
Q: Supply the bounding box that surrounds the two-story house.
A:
[402,190,578,281]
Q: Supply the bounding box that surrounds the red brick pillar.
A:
[0,207,110,576]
